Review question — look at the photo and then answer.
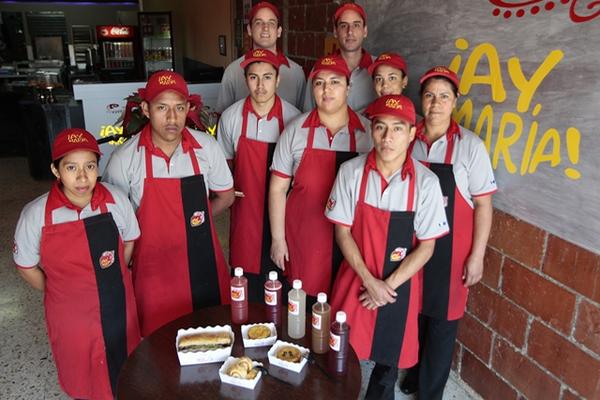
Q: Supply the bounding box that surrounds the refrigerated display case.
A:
[138,12,175,78]
[96,25,140,81]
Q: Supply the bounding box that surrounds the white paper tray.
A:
[175,325,234,366]
[241,322,277,348]
[267,340,309,373]
[218,356,263,390]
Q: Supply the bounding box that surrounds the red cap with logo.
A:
[368,52,408,77]
[240,48,281,70]
[52,128,102,161]
[334,2,367,24]
[309,54,351,80]
[139,70,191,102]
[365,95,416,125]
[419,66,460,90]
[248,1,280,21]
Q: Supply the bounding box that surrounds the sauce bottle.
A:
[311,292,330,354]
[264,271,282,324]
[230,267,248,324]
[328,311,350,375]
[287,279,306,339]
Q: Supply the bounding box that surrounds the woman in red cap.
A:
[13,128,141,400]
[327,95,449,399]
[104,71,234,336]
[269,54,372,301]
[368,52,409,98]
[400,66,497,399]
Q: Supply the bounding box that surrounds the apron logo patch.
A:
[190,211,205,227]
[390,247,407,262]
[443,196,448,207]
[326,197,336,210]
[99,250,115,269]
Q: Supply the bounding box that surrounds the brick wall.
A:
[453,209,600,399]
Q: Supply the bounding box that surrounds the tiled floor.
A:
[0,157,478,399]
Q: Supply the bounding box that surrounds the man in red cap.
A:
[269,54,372,303]
[104,71,234,336]
[217,48,300,301]
[326,95,448,400]
[14,128,141,399]
[216,1,306,113]
[303,2,376,112]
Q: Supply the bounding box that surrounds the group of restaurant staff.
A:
[12,2,496,400]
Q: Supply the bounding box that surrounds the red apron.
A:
[330,159,420,368]
[133,131,230,336]
[285,118,358,297]
[417,123,474,321]
[40,183,141,400]
[229,97,284,302]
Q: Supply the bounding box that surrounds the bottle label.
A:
[265,289,277,306]
[288,299,299,315]
[312,312,322,330]
[231,286,245,302]
[329,332,341,352]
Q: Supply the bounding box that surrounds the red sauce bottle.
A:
[328,311,350,375]
[230,267,248,324]
[264,271,282,324]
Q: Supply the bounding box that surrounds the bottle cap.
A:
[234,267,243,277]
[268,271,278,281]
[317,292,327,303]
[336,311,346,323]
[293,279,302,289]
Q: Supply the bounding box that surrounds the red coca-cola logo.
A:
[98,26,133,38]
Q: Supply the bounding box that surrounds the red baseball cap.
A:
[368,52,408,77]
[248,1,280,22]
[365,95,416,125]
[309,54,351,80]
[240,48,281,70]
[140,70,190,102]
[52,128,101,161]
[419,66,460,90]
[334,2,367,25]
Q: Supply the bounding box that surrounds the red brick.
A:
[492,337,561,399]
[314,32,327,58]
[574,299,600,355]
[467,284,528,348]
[306,4,328,31]
[287,32,299,55]
[488,210,545,268]
[457,312,493,362]
[297,32,315,57]
[326,3,337,26]
[461,349,518,400]
[482,247,503,289]
[528,321,600,399]
[289,6,305,31]
[543,235,600,303]
[503,259,576,334]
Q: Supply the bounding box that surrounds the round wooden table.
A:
[117,304,361,399]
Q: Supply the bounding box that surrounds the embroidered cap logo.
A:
[253,49,267,58]
[158,74,177,86]
[67,133,89,144]
[385,98,404,110]
[321,57,336,66]
[378,54,392,61]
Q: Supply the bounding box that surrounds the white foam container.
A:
[175,325,234,366]
[218,356,263,390]
[241,323,277,348]
[267,340,309,373]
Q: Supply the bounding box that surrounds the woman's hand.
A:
[270,238,289,271]
[463,253,484,287]
[359,276,397,308]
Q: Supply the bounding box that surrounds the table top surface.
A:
[117,303,361,400]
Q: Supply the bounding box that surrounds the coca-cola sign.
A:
[97,25,134,39]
